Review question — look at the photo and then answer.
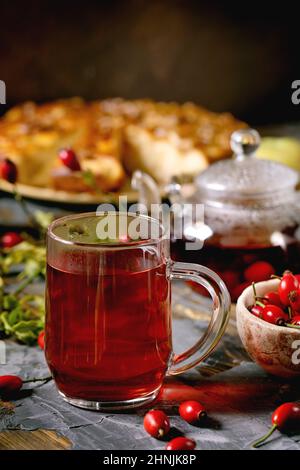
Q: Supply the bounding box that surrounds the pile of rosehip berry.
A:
[143,401,207,450]
[248,271,300,327]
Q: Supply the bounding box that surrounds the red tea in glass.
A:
[46,261,171,403]
[46,212,230,410]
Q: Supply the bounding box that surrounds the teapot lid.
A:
[195,129,299,200]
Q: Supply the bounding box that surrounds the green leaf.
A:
[20,294,45,310]
[3,294,18,310]
[8,306,23,325]
[82,170,97,190]
[22,259,41,278]
[0,312,14,334]
[12,319,44,345]
[0,236,46,344]
[1,241,46,276]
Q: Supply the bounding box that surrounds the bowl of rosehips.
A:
[236,271,300,378]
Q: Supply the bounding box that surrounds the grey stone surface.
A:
[1,284,300,450]
[0,195,68,227]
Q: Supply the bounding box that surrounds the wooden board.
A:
[0,429,71,450]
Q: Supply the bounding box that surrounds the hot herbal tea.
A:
[46,212,230,410]
[46,215,172,402]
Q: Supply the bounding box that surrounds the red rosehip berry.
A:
[262,304,288,326]
[1,232,23,248]
[179,400,207,424]
[290,315,300,326]
[263,291,284,308]
[0,158,18,184]
[38,331,45,350]
[244,261,275,283]
[253,402,300,448]
[0,375,23,398]
[279,272,299,306]
[58,148,81,171]
[166,437,196,450]
[143,410,170,439]
[288,289,300,312]
[250,304,264,318]
[272,402,300,431]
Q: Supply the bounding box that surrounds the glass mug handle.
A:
[167,262,231,375]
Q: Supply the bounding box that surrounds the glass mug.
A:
[46,212,230,410]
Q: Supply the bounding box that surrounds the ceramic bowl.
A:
[236,279,300,378]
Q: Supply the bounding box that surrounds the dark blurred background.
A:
[0,0,299,124]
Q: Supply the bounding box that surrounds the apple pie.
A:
[0,97,245,192]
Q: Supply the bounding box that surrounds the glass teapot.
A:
[132,129,300,300]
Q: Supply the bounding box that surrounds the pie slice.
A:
[124,125,208,184]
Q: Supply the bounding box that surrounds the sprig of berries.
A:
[0,374,52,399]
[252,402,300,448]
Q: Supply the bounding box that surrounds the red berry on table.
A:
[272,402,300,431]
[166,437,196,450]
[263,291,284,308]
[58,148,81,171]
[279,272,299,306]
[253,402,300,448]
[262,304,288,326]
[288,289,300,312]
[0,375,23,398]
[0,158,17,183]
[1,232,23,248]
[244,261,275,283]
[250,304,264,318]
[143,410,170,439]
[38,331,45,350]
[179,400,207,424]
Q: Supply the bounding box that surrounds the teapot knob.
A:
[230,128,261,159]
